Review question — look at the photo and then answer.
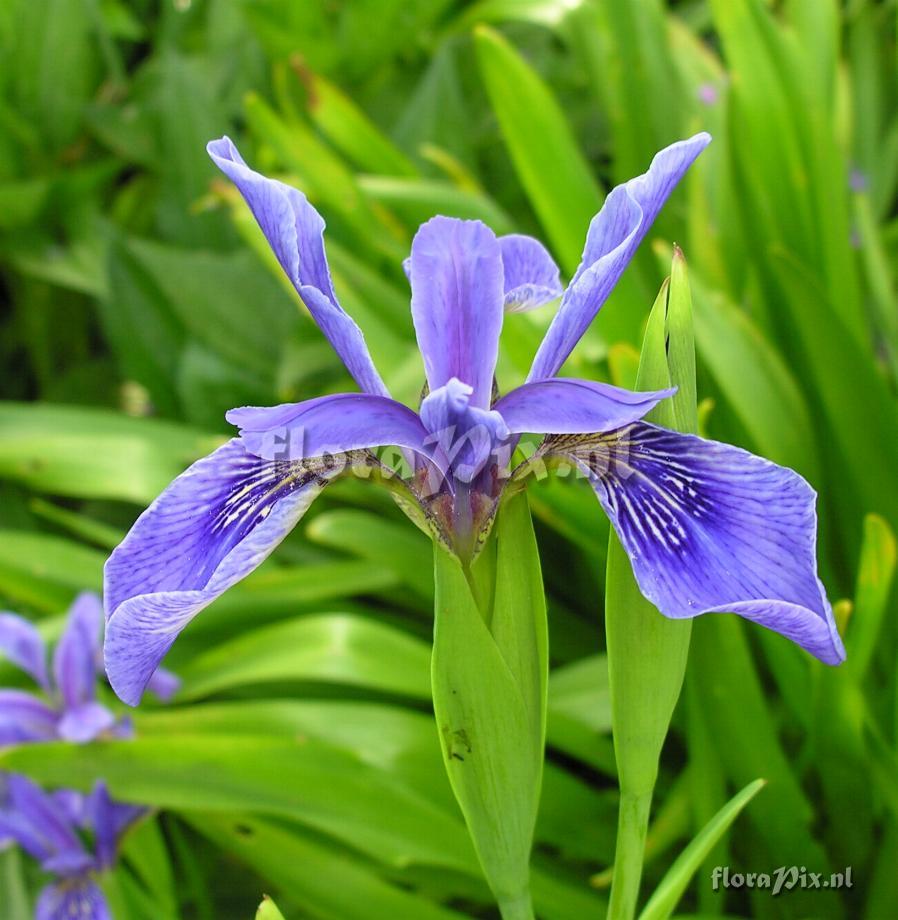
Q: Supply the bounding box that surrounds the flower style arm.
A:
[226,393,439,468]
[494,378,676,435]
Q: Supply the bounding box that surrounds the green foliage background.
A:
[1,1,897,918]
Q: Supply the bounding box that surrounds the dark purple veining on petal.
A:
[544,423,844,664]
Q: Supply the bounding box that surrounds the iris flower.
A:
[103,132,844,706]
[0,593,177,743]
[0,773,142,920]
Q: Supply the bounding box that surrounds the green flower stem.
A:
[606,250,698,919]
[608,791,653,920]
[432,490,547,920]
[499,892,537,920]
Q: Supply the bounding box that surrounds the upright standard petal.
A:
[85,781,143,870]
[545,422,844,664]
[498,234,563,312]
[409,217,504,409]
[528,134,711,381]
[207,136,388,397]
[53,593,102,709]
[36,880,111,920]
[226,393,439,471]
[494,378,675,435]
[104,439,345,705]
[0,613,49,690]
[0,690,58,744]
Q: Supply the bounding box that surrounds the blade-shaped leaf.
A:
[638,779,766,920]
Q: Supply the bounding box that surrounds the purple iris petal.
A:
[402,231,560,313]
[0,774,87,866]
[0,690,59,744]
[53,593,102,710]
[226,393,439,469]
[41,850,97,877]
[420,379,510,485]
[495,378,675,434]
[207,136,388,398]
[498,234,563,312]
[85,782,142,870]
[409,217,505,410]
[0,612,49,690]
[145,666,180,702]
[104,439,345,705]
[56,701,117,744]
[36,879,111,920]
[528,133,711,381]
[561,422,844,664]
[52,790,87,826]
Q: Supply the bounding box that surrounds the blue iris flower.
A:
[1,593,177,743]
[102,132,844,707]
[0,774,143,920]
[0,593,179,919]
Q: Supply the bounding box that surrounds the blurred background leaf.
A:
[1,1,895,918]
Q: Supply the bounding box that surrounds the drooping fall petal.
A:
[545,422,844,664]
[104,439,345,705]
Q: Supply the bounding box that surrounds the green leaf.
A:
[638,779,766,920]
[0,529,104,610]
[0,403,218,503]
[432,491,547,918]
[447,0,584,32]
[243,92,405,262]
[255,895,286,920]
[545,655,615,773]
[0,177,50,229]
[571,0,683,186]
[689,615,827,871]
[5,0,100,152]
[151,51,230,248]
[0,848,31,920]
[846,514,897,680]
[177,614,432,701]
[0,736,479,876]
[188,814,468,920]
[357,175,515,235]
[176,560,400,646]
[121,816,181,920]
[307,509,433,600]
[474,24,602,272]
[120,237,297,382]
[605,259,695,919]
[685,265,820,482]
[303,70,418,177]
